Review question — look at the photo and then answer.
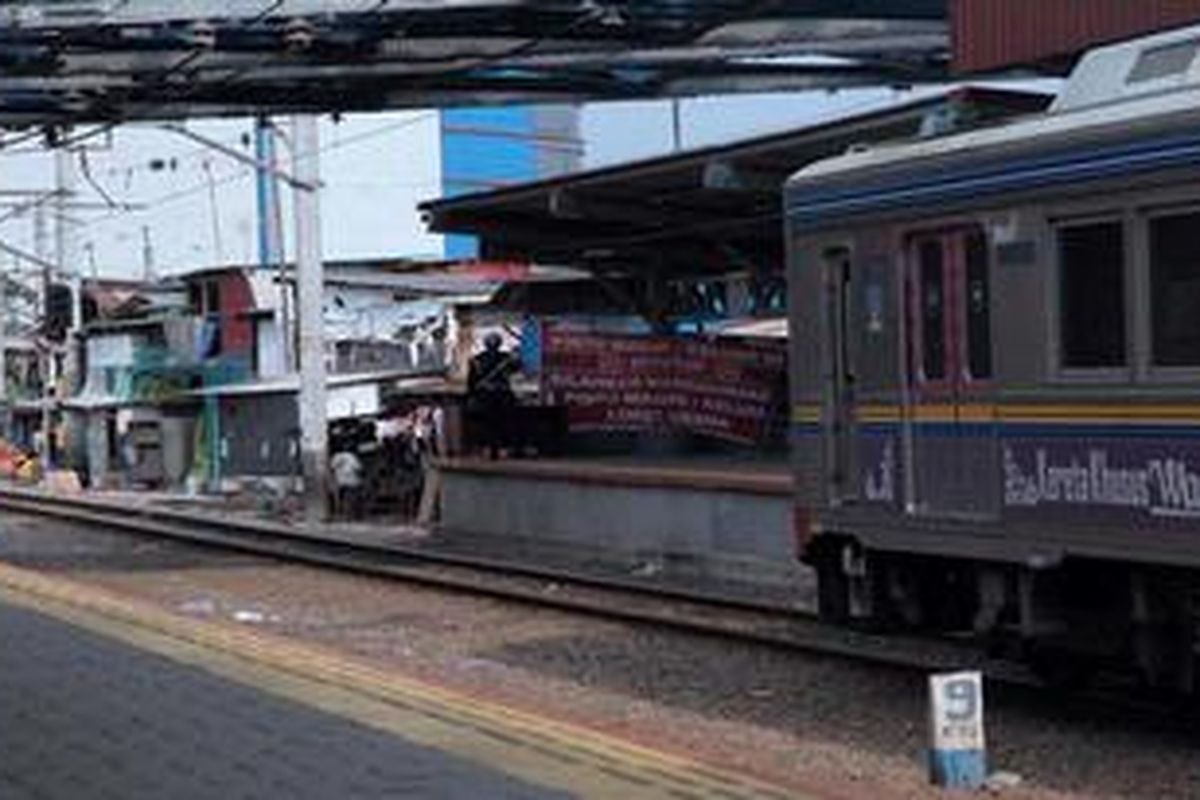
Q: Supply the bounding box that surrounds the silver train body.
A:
[786,26,1200,689]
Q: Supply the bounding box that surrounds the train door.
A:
[905,228,998,517]
[824,246,856,506]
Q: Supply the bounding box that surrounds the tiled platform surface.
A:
[0,564,793,800]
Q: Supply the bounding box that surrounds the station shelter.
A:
[420,85,1051,586]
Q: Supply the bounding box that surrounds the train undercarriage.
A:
[809,535,1200,694]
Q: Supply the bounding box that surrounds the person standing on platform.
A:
[330,447,364,519]
[467,333,519,459]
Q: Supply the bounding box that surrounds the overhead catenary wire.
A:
[1,0,609,155]
[0,0,289,154]
[76,149,119,210]
[0,0,607,208]
[0,111,442,258]
[0,0,298,273]
[0,1,610,274]
[74,111,442,232]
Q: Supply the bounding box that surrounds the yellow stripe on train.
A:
[792,403,1200,426]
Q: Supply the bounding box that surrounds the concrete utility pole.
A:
[291,115,328,523]
[37,145,82,475]
[54,147,80,329]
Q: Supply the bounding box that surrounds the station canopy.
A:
[0,1,950,129]
[420,86,1050,279]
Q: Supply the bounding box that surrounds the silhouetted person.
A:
[467,333,518,458]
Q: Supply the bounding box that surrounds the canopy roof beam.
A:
[0,3,950,127]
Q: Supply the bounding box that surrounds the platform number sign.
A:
[928,671,986,789]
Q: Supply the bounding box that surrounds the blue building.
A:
[440,106,582,259]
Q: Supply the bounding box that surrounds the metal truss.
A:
[0,1,948,127]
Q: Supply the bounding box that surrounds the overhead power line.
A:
[75,110,440,231]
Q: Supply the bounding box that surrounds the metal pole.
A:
[202,159,224,265]
[291,115,328,523]
[0,159,9,442]
[54,145,84,482]
[35,201,52,474]
[671,98,682,153]
[33,205,48,267]
[48,146,80,477]
[255,117,292,370]
[53,148,81,330]
[255,117,276,269]
[141,225,155,282]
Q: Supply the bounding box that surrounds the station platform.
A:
[436,456,804,590]
[0,563,792,800]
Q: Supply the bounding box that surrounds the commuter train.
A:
[786,25,1200,691]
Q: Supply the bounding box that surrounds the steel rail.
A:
[7,489,1182,728]
[3,486,799,613]
[0,487,1005,678]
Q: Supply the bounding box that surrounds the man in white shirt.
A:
[330,449,364,519]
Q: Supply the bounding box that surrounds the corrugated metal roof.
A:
[953,0,1200,73]
[423,85,1050,276]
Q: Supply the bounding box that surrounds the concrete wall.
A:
[440,469,802,588]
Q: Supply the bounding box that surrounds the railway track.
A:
[8,484,1200,781]
[0,486,1011,680]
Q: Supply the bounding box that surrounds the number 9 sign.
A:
[928,671,986,789]
[943,676,979,722]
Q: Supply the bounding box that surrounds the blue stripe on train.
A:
[786,129,1200,230]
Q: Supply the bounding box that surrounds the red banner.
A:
[541,326,787,445]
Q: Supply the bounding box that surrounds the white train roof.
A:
[787,24,1200,196]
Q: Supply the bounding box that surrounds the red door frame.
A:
[907,227,989,406]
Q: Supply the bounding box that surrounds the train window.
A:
[1128,40,1199,84]
[1150,212,1200,366]
[964,231,992,380]
[919,240,946,380]
[1057,222,1126,369]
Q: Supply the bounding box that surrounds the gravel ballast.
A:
[1,511,1197,799]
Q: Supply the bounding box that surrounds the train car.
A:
[786,25,1200,691]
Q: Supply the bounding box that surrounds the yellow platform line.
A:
[0,561,798,800]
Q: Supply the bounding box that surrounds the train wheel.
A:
[815,549,851,624]
[1025,643,1097,691]
[867,558,919,632]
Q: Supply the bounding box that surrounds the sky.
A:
[581,88,902,166]
[0,112,446,278]
[0,83,1057,280]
